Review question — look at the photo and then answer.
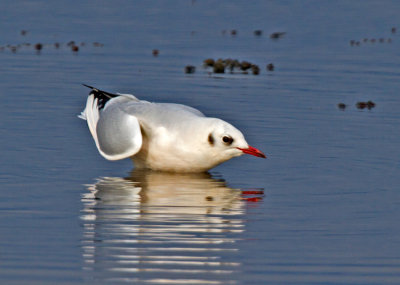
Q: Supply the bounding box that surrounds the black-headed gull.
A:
[79,85,266,172]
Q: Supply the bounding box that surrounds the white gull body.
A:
[79,85,266,172]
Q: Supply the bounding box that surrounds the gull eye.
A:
[222,136,233,145]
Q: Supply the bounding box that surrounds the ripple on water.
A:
[81,170,264,284]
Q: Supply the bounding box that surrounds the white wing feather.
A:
[80,94,143,160]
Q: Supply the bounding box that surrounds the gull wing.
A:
[80,87,142,160]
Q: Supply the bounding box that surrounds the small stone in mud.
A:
[20,30,27,36]
[231,30,237,36]
[152,49,159,56]
[391,27,397,33]
[266,63,274,71]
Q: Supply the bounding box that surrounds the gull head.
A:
[201,118,266,167]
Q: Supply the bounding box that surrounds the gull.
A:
[79,85,266,172]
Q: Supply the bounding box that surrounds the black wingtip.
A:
[82,84,118,98]
[82,83,95,89]
[82,84,120,110]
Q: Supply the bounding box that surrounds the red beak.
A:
[237,146,267,158]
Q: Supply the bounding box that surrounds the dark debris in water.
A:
[270,32,286,39]
[200,58,268,76]
[357,101,376,110]
[0,32,104,54]
[350,38,392,46]
[266,63,274,71]
[71,45,79,53]
[350,27,396,47]
[34,43,43,51]
[213,60,226,73]
[254,30,263,37]
[337,103,346,110]
[251,65,260,75]
[338,101,376,110]
[184,65,196,74]
[203,58,215,67]
[219,29,286,40]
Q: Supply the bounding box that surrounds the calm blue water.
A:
[1,1,400,284]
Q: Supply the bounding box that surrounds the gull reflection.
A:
[81,170,263,284]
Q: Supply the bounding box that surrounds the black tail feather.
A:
[82,84,119,110]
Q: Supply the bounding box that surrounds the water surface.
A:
[1,1,400,284]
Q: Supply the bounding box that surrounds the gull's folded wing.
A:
[95,101,142,160]
[80,87,142,160]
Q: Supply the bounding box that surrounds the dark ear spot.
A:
[208,133,215,146]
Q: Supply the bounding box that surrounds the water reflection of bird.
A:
[81,170,261,284]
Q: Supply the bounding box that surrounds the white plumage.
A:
[79,85,266,172]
